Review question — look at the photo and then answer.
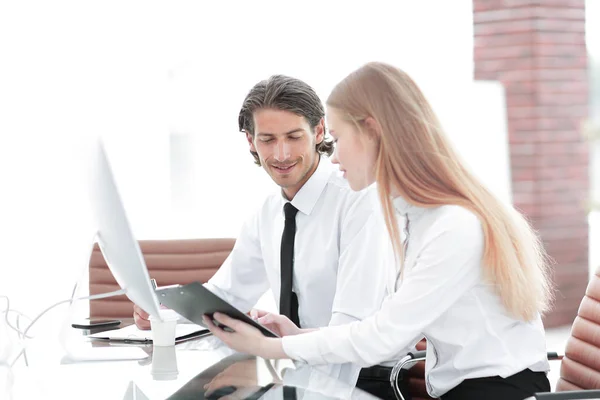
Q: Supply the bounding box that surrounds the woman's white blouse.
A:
[282,197,550,398]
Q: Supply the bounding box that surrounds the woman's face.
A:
[327,108,379,191]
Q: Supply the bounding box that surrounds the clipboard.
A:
[155,281,280,338]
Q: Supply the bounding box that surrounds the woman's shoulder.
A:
[424,204,483,240]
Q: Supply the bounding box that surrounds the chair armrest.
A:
[389,350,564,400]
[390,350,427,400]
[525,390,600,399]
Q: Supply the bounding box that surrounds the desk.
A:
[7,321,382,400]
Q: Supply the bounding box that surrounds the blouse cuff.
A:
[282,331,326,365]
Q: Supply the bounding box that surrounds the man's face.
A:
[247,109,324,199]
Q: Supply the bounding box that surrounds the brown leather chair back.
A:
[557,264,600,391]
[405,265,600,397]
[89,238,235,319]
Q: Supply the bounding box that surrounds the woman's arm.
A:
[282,209,484,366]
[206,208,485,366]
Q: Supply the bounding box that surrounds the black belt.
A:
[358,365,393,381]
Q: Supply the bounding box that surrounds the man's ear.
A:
[315,118,325,144]
[246,131,256,152]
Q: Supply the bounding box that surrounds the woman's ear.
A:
[363,117,382,140]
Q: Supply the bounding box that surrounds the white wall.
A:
[165,0,477,237]
[0,1,511,346]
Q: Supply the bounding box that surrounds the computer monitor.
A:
[87,139,161,320]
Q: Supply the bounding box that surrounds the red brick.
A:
[497,69,537,82]
[534,31,586,45]
[475,32,534,47]
[508,118,538,131]
[507,93,537,108]
[535,43,587,58]
[534,6,586,20]
[514,202,538,217]
[537,81,590,95]
[476,44,534,60]
[538,202,587,218]
[505,80,537,93]
[511,143,537,155]
[474,20,536,36]
[531,0,585,9]
[545,238,590,256]
[473,0,535,12]
[473,7,535,23]
[508,130,540,144]
[551,250,588,265]
[476,57,535,73]
[535,68,587,81]
[536,92,589,106]
[537,56,589,70]
[533,18,586,32]
[473,70,499,80]
[535,141,588,156]
[538,117,582,131]
[506,105,538,118]
[510,153,538,168]
[513,168,537,181]
[539,226,588,240]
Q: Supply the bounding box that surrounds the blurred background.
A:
[0,0,598,351]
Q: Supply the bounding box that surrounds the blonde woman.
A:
[204,62,553,399]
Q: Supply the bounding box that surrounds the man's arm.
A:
[204,209,270,313]
[134,210,269,330]
[330,187,394,327]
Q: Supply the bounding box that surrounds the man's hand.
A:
[133,304,151,330]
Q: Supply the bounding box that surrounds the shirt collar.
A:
[392,196,427,218]
[281,157,335,216]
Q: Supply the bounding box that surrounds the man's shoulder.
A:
[323,169,368,199]
[322,177,381,216]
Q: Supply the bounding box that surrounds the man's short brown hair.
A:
[238,75,334,166]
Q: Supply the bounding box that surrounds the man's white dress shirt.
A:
[283,196,550,398]
[206,156,393,330]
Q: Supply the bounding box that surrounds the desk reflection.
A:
[166,353,380,400]
[11,323,383,400]
[152,346,178,381]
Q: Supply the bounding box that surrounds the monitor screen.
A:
[87,139,161,320]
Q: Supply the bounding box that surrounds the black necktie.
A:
[280,202,300,327]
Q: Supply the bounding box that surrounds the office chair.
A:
[391,263,600,400]
[89,238,235,319]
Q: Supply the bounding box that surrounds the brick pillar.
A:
[473,0,589,327]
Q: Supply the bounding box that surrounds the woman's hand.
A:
[203,313,288,360]
[203,359,261,398]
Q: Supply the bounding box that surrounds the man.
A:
[134,75,399,398]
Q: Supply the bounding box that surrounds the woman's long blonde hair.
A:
[327,62,552,321]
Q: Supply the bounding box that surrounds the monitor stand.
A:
[57,231,148,363]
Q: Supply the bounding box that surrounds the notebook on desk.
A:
[88,323,210,344]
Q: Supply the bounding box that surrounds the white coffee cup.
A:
[149,309,179,347]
